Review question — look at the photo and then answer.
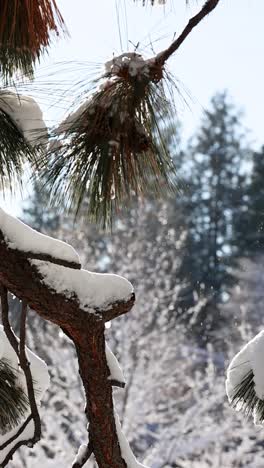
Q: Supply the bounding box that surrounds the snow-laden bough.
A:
[39,51,178,228]
[0,91,47,194]
[226,330,264,425]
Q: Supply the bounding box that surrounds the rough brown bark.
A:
[0,230,135,467]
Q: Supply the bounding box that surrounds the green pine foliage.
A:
[235,146,264,254]
[38,69,178,229]
[0,109,37,194]
[230,369,264,424]
[0,359,29,434]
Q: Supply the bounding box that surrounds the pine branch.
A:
[156,0,220,64]
[0,285,41,466]
[0,224,135,467]
[0,0,68,82]
[0,108,37,195]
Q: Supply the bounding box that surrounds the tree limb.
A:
[156,0,220,65]
[0,287,41,467]
[19,300,42,442]
[0,227,135,467]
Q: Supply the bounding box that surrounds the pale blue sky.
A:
[37,0,264,144]
[3,0,264,213]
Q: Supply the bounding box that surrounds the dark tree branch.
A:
[0,228,135,467]
[17,250,81,270]
[19,300,42,442]
[0,287,41,467]
[0,415,33,451]
[102,293,135,323]
[110,379,126,389]
[0,415,35,467]
[156,0,220,64]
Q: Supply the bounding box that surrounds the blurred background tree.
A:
[10,88,264,468]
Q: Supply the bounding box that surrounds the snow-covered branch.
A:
[0,208,138,467]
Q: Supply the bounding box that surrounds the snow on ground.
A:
[0,91,47,146]
[31,260,134,311]
[0,207,80,265]
[0,325,49,464]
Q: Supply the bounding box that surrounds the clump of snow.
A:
[105,343,125,384]
[31,260,134,311]
[105,52,150,78]
[0,325,49,463]
[72,443,88,466]
[0,207,80,265]
[114,411,148,468]
[0,91,47,146]
[226,330,264,406]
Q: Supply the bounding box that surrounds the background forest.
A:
[5,90,264,467]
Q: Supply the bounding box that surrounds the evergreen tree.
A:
[178,92,248,340]
[23,181,61,232]
[235,145,264,254]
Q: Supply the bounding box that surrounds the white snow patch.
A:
[31,260,134,311]
[0,91,47,146]
[105,52,150,78]
[72,444,88,466]
[114,411,148,468]
[226,330,264,413]
[0,325,49,463]
[105,343,125,384]
[0,207,80,265]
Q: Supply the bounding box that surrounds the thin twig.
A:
[0,414,33,451]
[156,0,220,64]
[19,300,41,442]
[0,285,41,444]
[0,285,41,467]
[110,379,126,388]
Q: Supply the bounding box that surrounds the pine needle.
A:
[230,370,264,424]
[0,359,29,435]
[38,53,179,228]
[0,108,37,194]
[0,0,67,82]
